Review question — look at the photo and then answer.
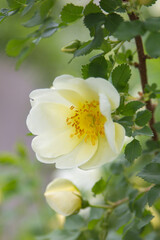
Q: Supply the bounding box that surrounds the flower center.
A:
[66,100,106,145]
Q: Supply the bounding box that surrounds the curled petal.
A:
[80,124,125,170]
[53,75,97,102]
[86,77,120,111]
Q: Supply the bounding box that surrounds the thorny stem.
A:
[128,12,158,141]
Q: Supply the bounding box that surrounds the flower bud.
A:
[44,178,82,216]
[61,40,81,53]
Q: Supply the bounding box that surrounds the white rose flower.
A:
[44,178,82,216]
[27,75,125,170]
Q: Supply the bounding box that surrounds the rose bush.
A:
[27,75,125,169]
[44,178,82,216]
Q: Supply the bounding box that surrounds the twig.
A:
[89,185,154,211]
[128,12,158,141]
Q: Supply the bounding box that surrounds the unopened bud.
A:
[61,40,81,53]
[44,178,82,216]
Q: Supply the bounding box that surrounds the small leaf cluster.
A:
[3,0,58,69]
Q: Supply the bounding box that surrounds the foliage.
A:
[1,0,160,239]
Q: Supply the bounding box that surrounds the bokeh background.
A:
[0,0,160,239]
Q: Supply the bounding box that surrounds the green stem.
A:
[89,204,111,209]
[89,197,129,210]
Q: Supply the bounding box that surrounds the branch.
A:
[128,12,158,141]
[89,197,129,210]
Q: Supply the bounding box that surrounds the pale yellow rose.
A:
[44,178,82,216]
[26,75,125,169]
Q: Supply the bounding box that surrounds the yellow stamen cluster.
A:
[66,100,106,145]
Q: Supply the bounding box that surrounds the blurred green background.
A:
[0,0,160,239]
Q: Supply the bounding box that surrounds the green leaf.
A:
[2,177,19,197]
[88,219,99,230]
[121,101,144,116]
[116,116,133,137]
[117,116,133,126]
[100,0,122,13]
[6,38,28,57]
[133,193,148,217]
[123,229,142,240]
[135,110,152,126]
[146,140,160,152]
[40,0,55,19]
[37,230,80,240]
[112,64,131,92]
[145,32,160,58]
[114,21,145,41]
[7,0,25,9]
[81,64,89,79]
[88,56,108,78]
[0,8,18,22]
[138,163,160,184]
[115,52,127,64]
[40,20,58,38]
[74,26,103,57]
[123,125,132,137]
[133,126,153,137]
[109,204,132,230]
[21,0,34,16]
[101,40,111,53]
[89,208,103,222]
[92,178,106,195]
[147,185,160,206]
[23,11,42,27]
[125,139,142,163]
[84,1,101,15]
[0,153,19,165]
[41,27,57,38]
[16,44,35,70]
[64,215,85,231]
[74,41,92,57]
[152,152,160,163]
[84,13,105,36]
[0,15,6,23]
[144,17,160,32]
[61,4,83,23]
[153,122,160,132]
[137,212,153,229]
[41,21,58,38]
[105,13,123,34]
[123,211,152,237]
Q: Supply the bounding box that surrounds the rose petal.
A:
[31,129,82,158]
[26,103,70,135]
[29,89,70,107]
[55,138,98,169]
[86,77,120,110]
[80,123,125,170]
[53,75,97,101]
